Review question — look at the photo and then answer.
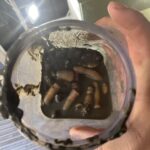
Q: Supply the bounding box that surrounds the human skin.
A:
[70,1,150,150]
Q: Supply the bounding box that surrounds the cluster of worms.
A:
[42,64,108,117]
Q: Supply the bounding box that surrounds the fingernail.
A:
[70,127,104,140]
[109,1,128,10]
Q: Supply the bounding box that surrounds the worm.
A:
[102,83,108,94]
[56,70,74,82]
[83,62,98,68]
[63,89,79,111]
[84,86,94,107]
[43,83,60,105]
[93,82,101,109]
[73,66,102,81]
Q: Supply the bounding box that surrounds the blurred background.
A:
[0,0,150,50]
[0,0,150,149]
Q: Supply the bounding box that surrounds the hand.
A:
[70,2,150,150]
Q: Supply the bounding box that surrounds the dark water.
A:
[41,47,112,119]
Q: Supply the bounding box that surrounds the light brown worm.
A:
[82,62,98,68]
[43,83,60,105]
[84,86,94,107]
[93,82,101,109]
[102,83,108,94]
[56,70,74,82]
[73,66,102,81]
[63,89,79,111]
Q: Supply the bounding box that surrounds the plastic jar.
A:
[0,20,136,149]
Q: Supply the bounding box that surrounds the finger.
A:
[96,17,113,27]
[96,3,150,71]
[69,126,103,140]
[107,1,150,136]
[106,1,150,98]
[107,1,150,58]
[70,126,142,150]
[96,129,141,150]
[96,16,127,46]
[96,16,122,33]
[107,2,150,96]
[108,1,150,33]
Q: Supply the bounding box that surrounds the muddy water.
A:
[41,47,112,119]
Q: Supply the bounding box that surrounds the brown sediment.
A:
[71,82,79,91]
[75,103,83,111]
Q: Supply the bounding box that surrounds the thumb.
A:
[70,127,140,150]
[107,1,150,56]
[107,1,150,97]
[108,2,150,58]
[107,1,150,35]
[96,128,142,150]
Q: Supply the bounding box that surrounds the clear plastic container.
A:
[0,20,135,149]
